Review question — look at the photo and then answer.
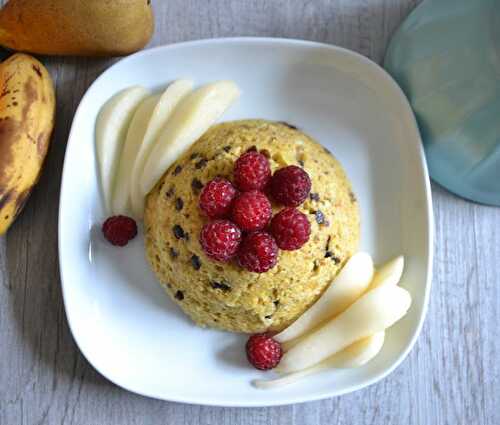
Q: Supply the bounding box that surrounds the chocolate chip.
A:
[191,178,203,193]
[246,145,257,152]
[325,251,341,264]
[175,290,184,301]
[298,159,305,167]
[191,255,201,270]
[273,300,280,307]
[166,186,175,198]
[223,145,231,152]
[195,158,208,169]
[169,247,179,259]
[190,152,200,160]
[260,149,271,158]
[172,165,182,176]
[280,121,298,130]
[210,281,231,292]
[173,225,186,239]
[314,210,329,225]
[323,146,332,155]
[310,192,320,202]
[175,197,184,211]
[265,315,273,319]
[349,191,357,203]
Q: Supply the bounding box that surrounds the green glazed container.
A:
[385,0,500,206]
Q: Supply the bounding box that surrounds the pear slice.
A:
[130,79,194,218]
[275,252,374,345]
[140,81,241,197]
[252,332,385,389]
[277,285,411,374]
[324,331,385,368]
[96,86,149,213]
[369,255,405,290]
[111,94,160,215]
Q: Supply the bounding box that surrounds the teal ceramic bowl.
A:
[385,0,500,206]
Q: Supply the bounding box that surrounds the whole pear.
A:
[0,0,154,56]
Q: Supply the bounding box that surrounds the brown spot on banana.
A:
[0,117,18,182]
[32,64,42,77]
[13,188,31,219]
[22,77,38,121]
[0,189,13,210]
[36,132,47,157]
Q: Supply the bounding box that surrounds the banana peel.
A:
[0,53,55,234]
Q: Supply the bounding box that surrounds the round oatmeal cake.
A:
[144,119,360,333]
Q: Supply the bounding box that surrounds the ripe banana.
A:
[0,54,55,235]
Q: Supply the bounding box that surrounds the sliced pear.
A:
[253,359,333,390]
[275,252,374,345]
[96,86,149,213]
[277,285,411,373]
[130,79,194,218]
[369,255,405,290]
[140,81,241,197]
[325,331,385,368]
[111,94,160,215]
[253,332,385,389]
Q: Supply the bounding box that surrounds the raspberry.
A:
[238,231,278,273]
[234,151,271,191]
[231,190,272,232]
[199,177,238,218]
[270,165,311,207]
[200,220,242,262]
[246,333,283,370]
[270,208,311,250]
[102,215,137,246]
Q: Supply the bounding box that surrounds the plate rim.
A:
[58,36,434,407]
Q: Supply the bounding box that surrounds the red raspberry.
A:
[231,190,272,232]
[246,333,283,370]
[270,165,311,207]
[199,177,238,218]
[270,208,311,250]
[102,215,137,246]
[233,151,271,191]
[238,231,278,273]
[200,220,242,262]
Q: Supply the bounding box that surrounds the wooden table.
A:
[1,1,499,424]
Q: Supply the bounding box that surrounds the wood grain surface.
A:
[1,1,499,424]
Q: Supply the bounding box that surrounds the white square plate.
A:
[59,38,433,406]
